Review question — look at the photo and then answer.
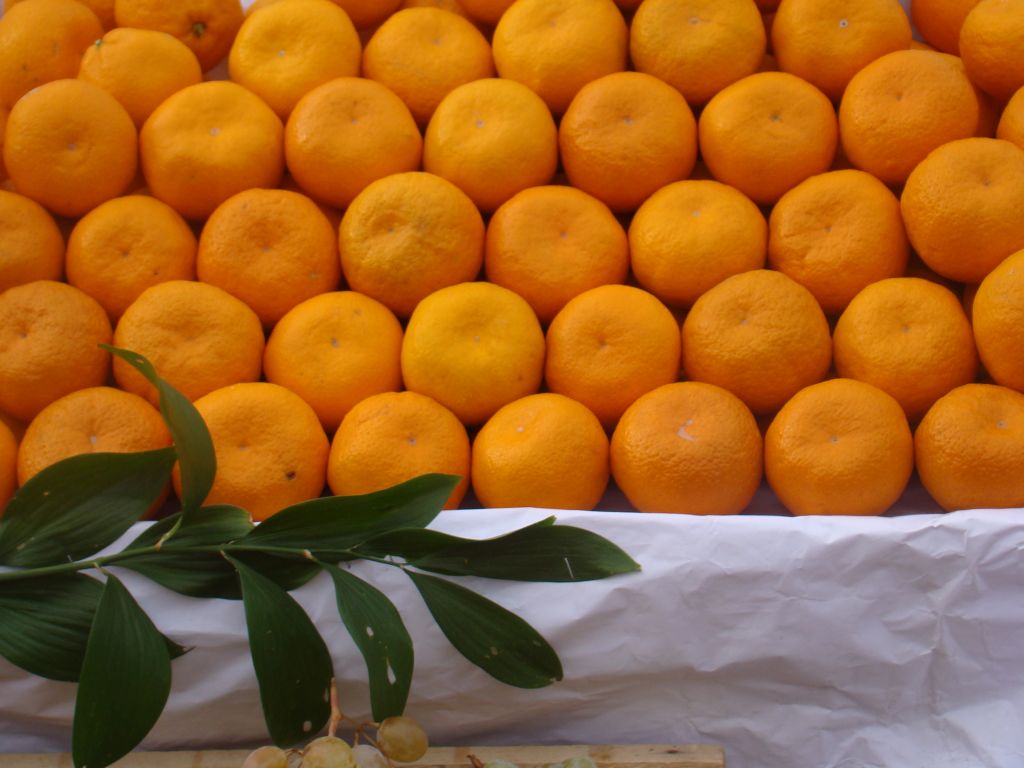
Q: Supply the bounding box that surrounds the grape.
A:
[242,745,289,768]
[376,715,429,762]
[353,743,389,768]
[302,735,357,768]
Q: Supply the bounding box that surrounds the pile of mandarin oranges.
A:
[2,0,1024,520]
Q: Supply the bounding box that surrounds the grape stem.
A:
[328,679,341,739]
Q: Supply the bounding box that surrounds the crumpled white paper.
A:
[2,496,1023,768]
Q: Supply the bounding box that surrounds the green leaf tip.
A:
[227,555,333,747]
[72,574,172,768]
[101,344,215,516]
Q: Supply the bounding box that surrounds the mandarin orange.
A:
[66,195,198,321]
[0,281,112,423]
[559,71,698,212]
[485,185,629,324]
[611,381,763,515]
[197,188,341,327]
[472,393,609,511]
[629,179,767,308]
[327,391,470,509]
[545,284,681,428]
[401,282,545,427]
[765,378,913,516]
[263,291,404,432]
[833,277,979,420]
[698,71,837,205]
[177,382,329,521]
[339,172,484,319]
[915,383,1024,511]
[0,190,64,295]
[681,269,832,415]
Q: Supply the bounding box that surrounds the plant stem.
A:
[0,543,402,583]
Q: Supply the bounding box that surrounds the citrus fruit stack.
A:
[2,0,1024,519]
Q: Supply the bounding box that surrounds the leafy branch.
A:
[0,347,641,768]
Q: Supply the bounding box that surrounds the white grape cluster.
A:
[242,715,429,768]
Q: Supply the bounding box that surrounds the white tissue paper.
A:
[2,494,1023,768]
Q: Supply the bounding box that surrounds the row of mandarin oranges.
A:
[2,0,1024,520]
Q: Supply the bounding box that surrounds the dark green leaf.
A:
[407,571,562,689]
[325,565,413,720]
[358,517,558,562]
[104,345,215,515]
[0,573,103,681]
[127,505,253,550]
[0,449,176,567]
[117,552,242,599]
[118,506,256,599]
[232,552,322,593]
[374,524,640,582]
[118,550,320,601]
[239,474,458,552]
[227,555,332,747]
[73,574,172,768]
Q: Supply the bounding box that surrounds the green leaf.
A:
[232,552,322,593]
[239,474,458,553]
[72,574,172,768]
[0,448,176,567]
[117,552,242,600]
[358,517,558,562]
[118,551,320,601]
[127,505,253,549]
[118,506,256,599]
[227,555,332,747]
[324,565,413,720]
[0,573,103,682]
[407,571,562,689]
[367,523,640,582]
[104,345,215,515]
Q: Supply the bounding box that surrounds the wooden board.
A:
[4,743,725,768]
